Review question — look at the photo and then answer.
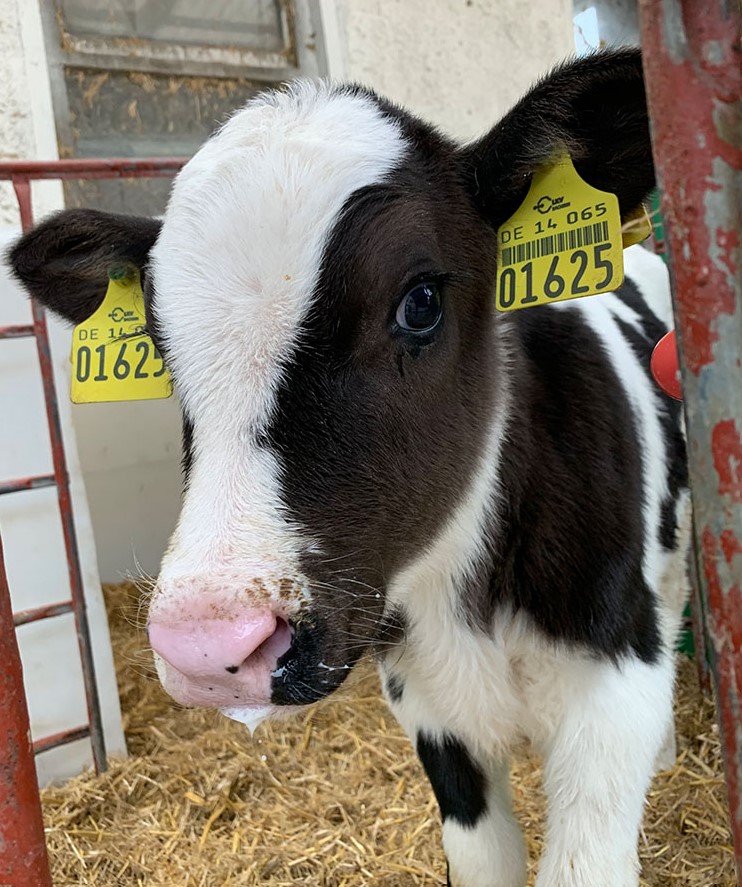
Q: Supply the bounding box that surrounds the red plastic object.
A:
[651,330,683,400]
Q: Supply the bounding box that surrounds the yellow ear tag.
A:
[621,203,653,248]
[70,266,172,404]
[495,154,624,312]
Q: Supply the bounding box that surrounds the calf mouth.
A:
[268,616,359,706]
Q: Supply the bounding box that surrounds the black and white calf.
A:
[10,49,690,887]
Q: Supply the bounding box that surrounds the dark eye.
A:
[394,282,442,333]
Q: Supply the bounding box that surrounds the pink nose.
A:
[148,610,293,707]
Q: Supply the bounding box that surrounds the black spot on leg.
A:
[225,665,239,674]
[416,731,487,828]
[386,673,404,703]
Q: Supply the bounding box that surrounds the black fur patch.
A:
[416,732,488,827]
[181,415,195,483]
[264,154,499,697]
[386,673,404,703]
[481,301,662,663]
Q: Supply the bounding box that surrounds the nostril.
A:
[259,616,293,663]
[222,619,292,674]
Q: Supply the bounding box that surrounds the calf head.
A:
[9,50,655,722]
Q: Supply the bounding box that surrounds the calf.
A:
[10,48,689,887]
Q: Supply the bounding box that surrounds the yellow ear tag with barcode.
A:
[495,154,625,312]
[70,266,172,404]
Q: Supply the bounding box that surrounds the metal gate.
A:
[0,157,184,887]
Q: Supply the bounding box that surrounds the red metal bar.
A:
[14,600,74,627]
[0,534,54,887]
[14,177,108,775]
[639,0,742,876]
[0,157,187,181]
[0,474,56,496]
[0,323,35,339]
[33,726,91,757]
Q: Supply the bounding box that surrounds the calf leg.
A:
[534,653,675,887]
[417,732,527,887]
[381,668,526,887]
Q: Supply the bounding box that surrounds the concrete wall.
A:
[574,0,640,47]
[0,0,126,783]
[323,0,574,140]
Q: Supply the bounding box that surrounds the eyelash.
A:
[399,270,453,295]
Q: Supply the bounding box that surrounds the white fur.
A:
[533,653,676,887]
[622,242,676,329]
[150,83,407,604]
[443,758,526,887]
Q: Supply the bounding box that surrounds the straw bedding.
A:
[41,582,736,886]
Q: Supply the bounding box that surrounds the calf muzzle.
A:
[148,609,293,708]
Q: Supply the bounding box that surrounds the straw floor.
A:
[41,582,736,886]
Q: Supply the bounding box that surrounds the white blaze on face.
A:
[149,82,407,608]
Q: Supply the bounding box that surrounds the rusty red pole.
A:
[639,0,742,876]
[0,534,53,887]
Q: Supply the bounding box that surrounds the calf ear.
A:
[7,208,162,325]
[460,48,654,229]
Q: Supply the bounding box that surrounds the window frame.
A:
[42,0,327,83]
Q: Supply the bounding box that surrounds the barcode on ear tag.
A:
[70,269,172,404]
[495,155,624,312]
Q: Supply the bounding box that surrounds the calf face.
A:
[8,49,655,723]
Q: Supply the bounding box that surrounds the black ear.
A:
[460,48,654,228]
[7,209,162,325]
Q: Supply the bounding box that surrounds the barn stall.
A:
[1,0,741,885]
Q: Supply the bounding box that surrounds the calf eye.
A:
[395,282,442,333]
